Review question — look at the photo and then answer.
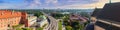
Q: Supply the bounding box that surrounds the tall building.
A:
[0,10,22,30]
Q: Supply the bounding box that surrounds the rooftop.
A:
[91,8,102,17]
[0,10,22,19]
[27,15,37,20]
[70,14,88,22]
[96,2,120,23]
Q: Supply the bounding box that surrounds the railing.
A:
[95,19,120,30]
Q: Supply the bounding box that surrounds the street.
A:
[43,12,58,30]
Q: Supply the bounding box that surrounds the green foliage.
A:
[72,21,80,30]
[16,28,23,30]
[62,13,88,30]
[51,13,64,19]
[80,12,89,18]
[22,28,33,30]
[84,21,90,26]
[42,24,47,28]
[63,15,70,26]
[36,27,43,30]
[65,26,72,30]
[12,24,23,29]
[34,12,43,17]
[79,24,84,30]
[58,21,62,30]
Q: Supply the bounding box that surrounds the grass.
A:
[12,24,24,28]
[58,21,62,30]
[22,28,33,30]
[36,27,43,30]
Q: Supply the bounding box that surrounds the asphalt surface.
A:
[43,12,58,30]
[47,16,58,30]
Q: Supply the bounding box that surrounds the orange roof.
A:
[0,10,22,19]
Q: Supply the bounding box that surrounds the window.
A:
[1,25,3,27]
[1,19,2,22]
[0,19,1,21]
[1,23,2,25]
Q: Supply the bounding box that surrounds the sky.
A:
[0,0,120,9]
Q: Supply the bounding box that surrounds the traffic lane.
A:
[47,16,58,30]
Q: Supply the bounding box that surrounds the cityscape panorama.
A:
[0,0,120,30]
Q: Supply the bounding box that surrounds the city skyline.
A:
[0,0,120,9]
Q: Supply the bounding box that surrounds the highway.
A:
[43,12,58,30]
[47,16,58,30]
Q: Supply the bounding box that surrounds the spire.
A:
[12,9,14,15]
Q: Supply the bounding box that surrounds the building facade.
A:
[0,10,22,30]
[37,15,48,27]
[24,15,37,27]
[91,2,120,30]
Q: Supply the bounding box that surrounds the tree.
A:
[72,21,81,30]
[63,16,69,26]
[51,13,64,19]
[66,26,72,30]
[80,12,89,18]
[34,12,43,17]
[71,21,85,30]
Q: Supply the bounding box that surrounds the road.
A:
[47,16,58,30]
[43,12,58,30]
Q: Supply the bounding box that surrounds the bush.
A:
[16,28,23,30]
[65,26,72,30]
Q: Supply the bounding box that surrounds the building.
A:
[37,15,48,27]
[91,8,102,23]
[69,14,88,23]
[0,10,22,30]
[91,2,120,30]
[24,15,37,27]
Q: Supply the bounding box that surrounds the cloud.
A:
[55,0,108,9]
[112,0,120,2]
[0,3,18,9]
[45,0,58,6]
[24,0,41,7]
[45,0,58,3]
[0,0,120,9]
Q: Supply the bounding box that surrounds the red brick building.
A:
[69,14,87,22]
[0,10,27,30]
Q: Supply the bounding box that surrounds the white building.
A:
[37,15,48,27]
[25,14,37,27]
